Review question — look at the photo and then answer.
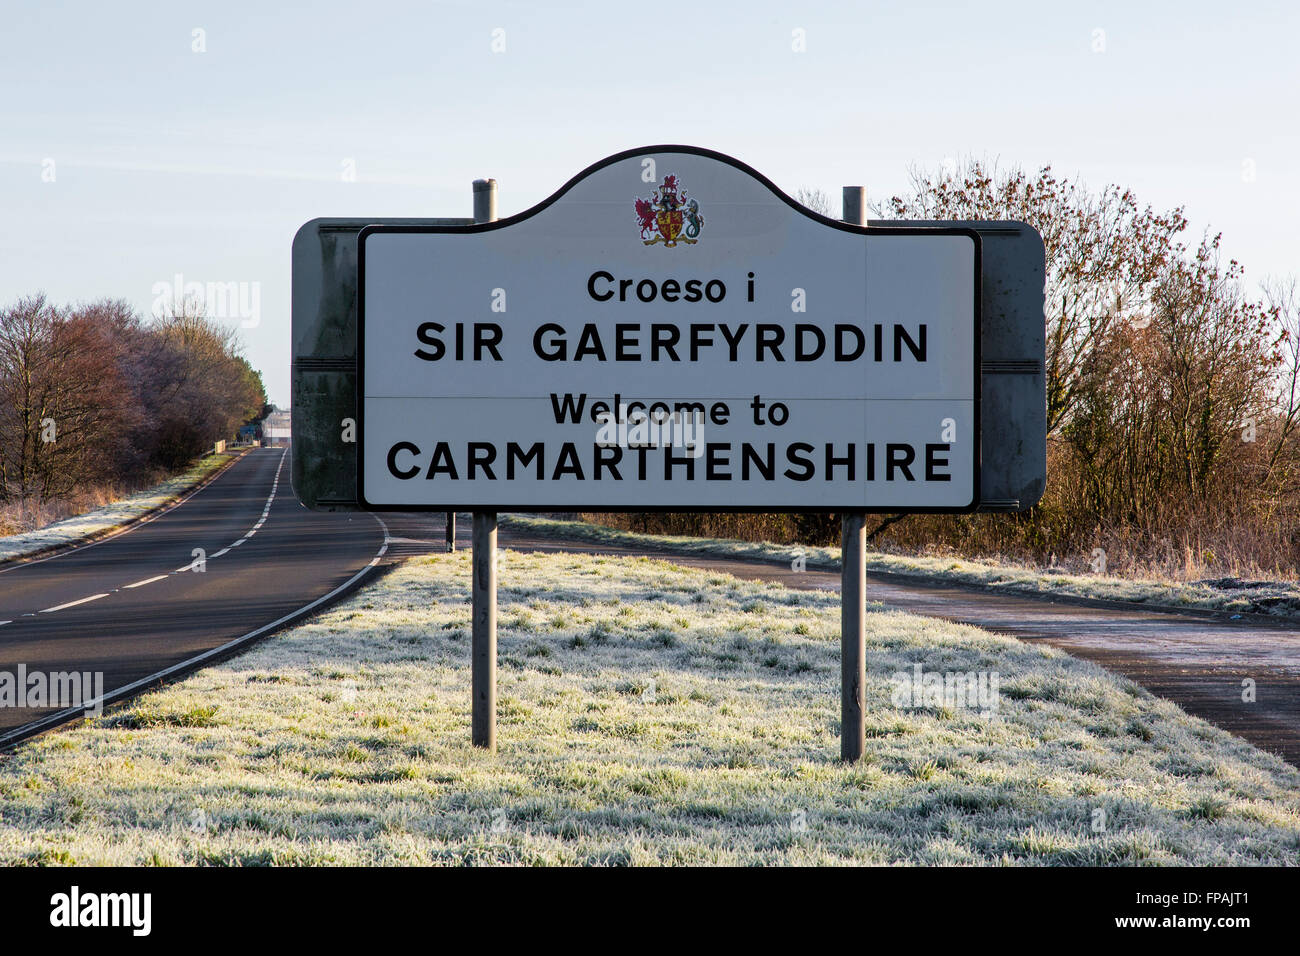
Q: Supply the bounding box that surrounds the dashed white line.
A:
[124,574,169,589]
[205,448,284,561]
[40,593,110,613]
[10,450,289,622]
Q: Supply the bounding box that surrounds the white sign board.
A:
[358,149,980,511]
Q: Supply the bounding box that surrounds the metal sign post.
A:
[840,186,867,762]
[471,511,497,751]
[841,513,866,761]
[470,178,499,746]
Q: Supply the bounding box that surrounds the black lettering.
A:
[784,442,815,481]
[925,443,951,481]
[886,443,915,481]
[690,324,713,361]
[506,442,544,479]
[651,325,680,361]
[535,323,566,360]
[895,324,926,362]
[573,324,606,361]
[468,442,497,480]
[836,325,865,361]
[553,443,584,479]
[665,447,696,480]
[742,443,775,480]
[414,322,445,361]
[615,324,640,361]
[757,324,785,361]
[706,443,731,480]
[474,323,503,361]
[795,325,825,361]
[387,441,420,479]
[718,323,748,361]
[826,443,855,481]
[588,270,614,301]
[595,444,623,480]
[424,442,458,480]
[549,392,586,423]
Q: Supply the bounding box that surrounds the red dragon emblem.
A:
[635,174,703,247]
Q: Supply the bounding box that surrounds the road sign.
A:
[291,146,1048,761]
[355,148,985,512]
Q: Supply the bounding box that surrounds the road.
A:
[0,448,386,740]
[384,515,1300,768]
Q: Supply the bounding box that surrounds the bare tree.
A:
[793,187,834,218]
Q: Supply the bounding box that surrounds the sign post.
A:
[471,510,497,751]
[841,513,866,761]
[293,145,1047,761]
[840,186,868,761]
[469,177,500,748]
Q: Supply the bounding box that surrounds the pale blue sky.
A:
[1,0,1295,405]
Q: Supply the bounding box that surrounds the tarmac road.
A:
[0,448,386,740]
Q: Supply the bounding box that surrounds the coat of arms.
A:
[635,174,704,246]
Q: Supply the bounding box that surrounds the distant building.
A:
[263,410,291,447]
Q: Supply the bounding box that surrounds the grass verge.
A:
[500,514,1300,620]
[0,550,1296,865]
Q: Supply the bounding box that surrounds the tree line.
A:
[0,295,267,506]
[604,165,1300,578]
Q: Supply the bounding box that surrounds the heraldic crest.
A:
[635,174,704,247]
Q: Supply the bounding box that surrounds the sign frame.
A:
[354,145,984,514]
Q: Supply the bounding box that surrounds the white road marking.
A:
[40,593,109,613]
[9,512,392,743]
[202,448,284,566]
[124,574,168,589]
[7,451,303,637]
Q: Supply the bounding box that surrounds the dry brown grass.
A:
[0,483,131,537]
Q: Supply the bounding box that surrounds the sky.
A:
[1,0,1295,406]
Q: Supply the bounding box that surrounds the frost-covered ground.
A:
[501,514,1300,620]
[2,551,1296,866]
[0,452,236,565]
